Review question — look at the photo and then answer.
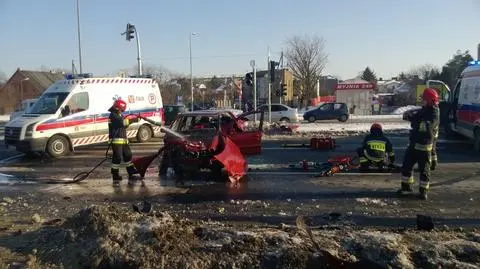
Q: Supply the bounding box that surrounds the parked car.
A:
[243,104,299,123]
[9,99,37,122]
[303,102,349,122]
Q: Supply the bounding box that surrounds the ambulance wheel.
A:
[46,135,70,158]
[136,125,152,143]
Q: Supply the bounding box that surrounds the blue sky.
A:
[1,0,479,80]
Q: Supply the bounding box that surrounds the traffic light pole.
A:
[253,66,257,122]
[134,27,143,76]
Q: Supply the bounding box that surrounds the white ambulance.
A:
[4,74,164,157]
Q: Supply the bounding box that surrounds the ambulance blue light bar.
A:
[468,60,480,66]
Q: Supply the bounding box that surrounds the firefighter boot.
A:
[111,168,123,186]
[396,182,413,195]
[418,187,428,200]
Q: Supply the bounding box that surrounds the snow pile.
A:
[296,122,410,136]
[391,105,421,115]
[0,115,9,123]
[2,205,480,269]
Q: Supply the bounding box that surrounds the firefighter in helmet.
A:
[108,99,141,185]
[398,88,440,200]
[356,122,395,171]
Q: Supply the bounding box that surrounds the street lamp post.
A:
[76,0,83,73]
[20,78,30,107]
[189,32,197,111]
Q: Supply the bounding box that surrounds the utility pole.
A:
[76,0,83,74]
[135,27,142,76]
[189,33,198,111]
[250,60,257,122]
[267,47,272,123]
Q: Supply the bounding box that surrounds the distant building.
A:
[0,69,66,114]
[318,75,339,95]
[335,78,376,115]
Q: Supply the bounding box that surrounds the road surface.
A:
[0,131,479,229]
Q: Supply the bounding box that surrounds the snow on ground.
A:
[296,122,410,133]
[0,115,9,122]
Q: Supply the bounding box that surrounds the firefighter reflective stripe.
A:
[419,121,428,132]
[367,140,386,151]
[126,161,134,167]
[432,154,438,161]
[388,152,395,157]
[359,157,368,163]
[123,119,130,127]
[414,143,432,151]
[364,150,384,162]
[111,138,129,144]
[402,176,414,184]
[419,180,430,189]
[111,164,120,169]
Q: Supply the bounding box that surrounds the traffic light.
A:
[269,61,278,83]
[281,83,287,96]
[245,72,253,86]
[126,23,135,41]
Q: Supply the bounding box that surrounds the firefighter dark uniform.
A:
[108,99,141,185]
[398,88,440,200]
[357,123,395,171]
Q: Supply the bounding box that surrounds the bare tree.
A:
[284,34,328,107]
[405,64,440,81]
[125,64,181,83]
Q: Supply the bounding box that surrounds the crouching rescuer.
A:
[397,88,440,200]
[108,99,141,185]
[357,123,395,171]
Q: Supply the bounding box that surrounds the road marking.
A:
[247,171,393,176]
[0,153,25,164]
[262,147,445,150]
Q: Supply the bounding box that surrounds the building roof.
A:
[0,69,66,93]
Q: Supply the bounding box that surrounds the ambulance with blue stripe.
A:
[4,74,164,157]
[445,60,480,150]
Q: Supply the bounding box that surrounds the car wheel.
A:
[136,125,152,143]
[280,117,290,123]
[46,135,70,158]
[308,116,316,123]
[338,114,348,122]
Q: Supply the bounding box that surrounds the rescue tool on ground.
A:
[398,87,440,200]
[281,135,336,150]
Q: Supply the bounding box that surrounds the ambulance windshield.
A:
[27,92,70,115]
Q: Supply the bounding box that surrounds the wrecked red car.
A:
[158,109,265,182]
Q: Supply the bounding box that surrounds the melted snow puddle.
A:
[0,172,37,185]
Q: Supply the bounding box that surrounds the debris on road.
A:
[1,205,479,269]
